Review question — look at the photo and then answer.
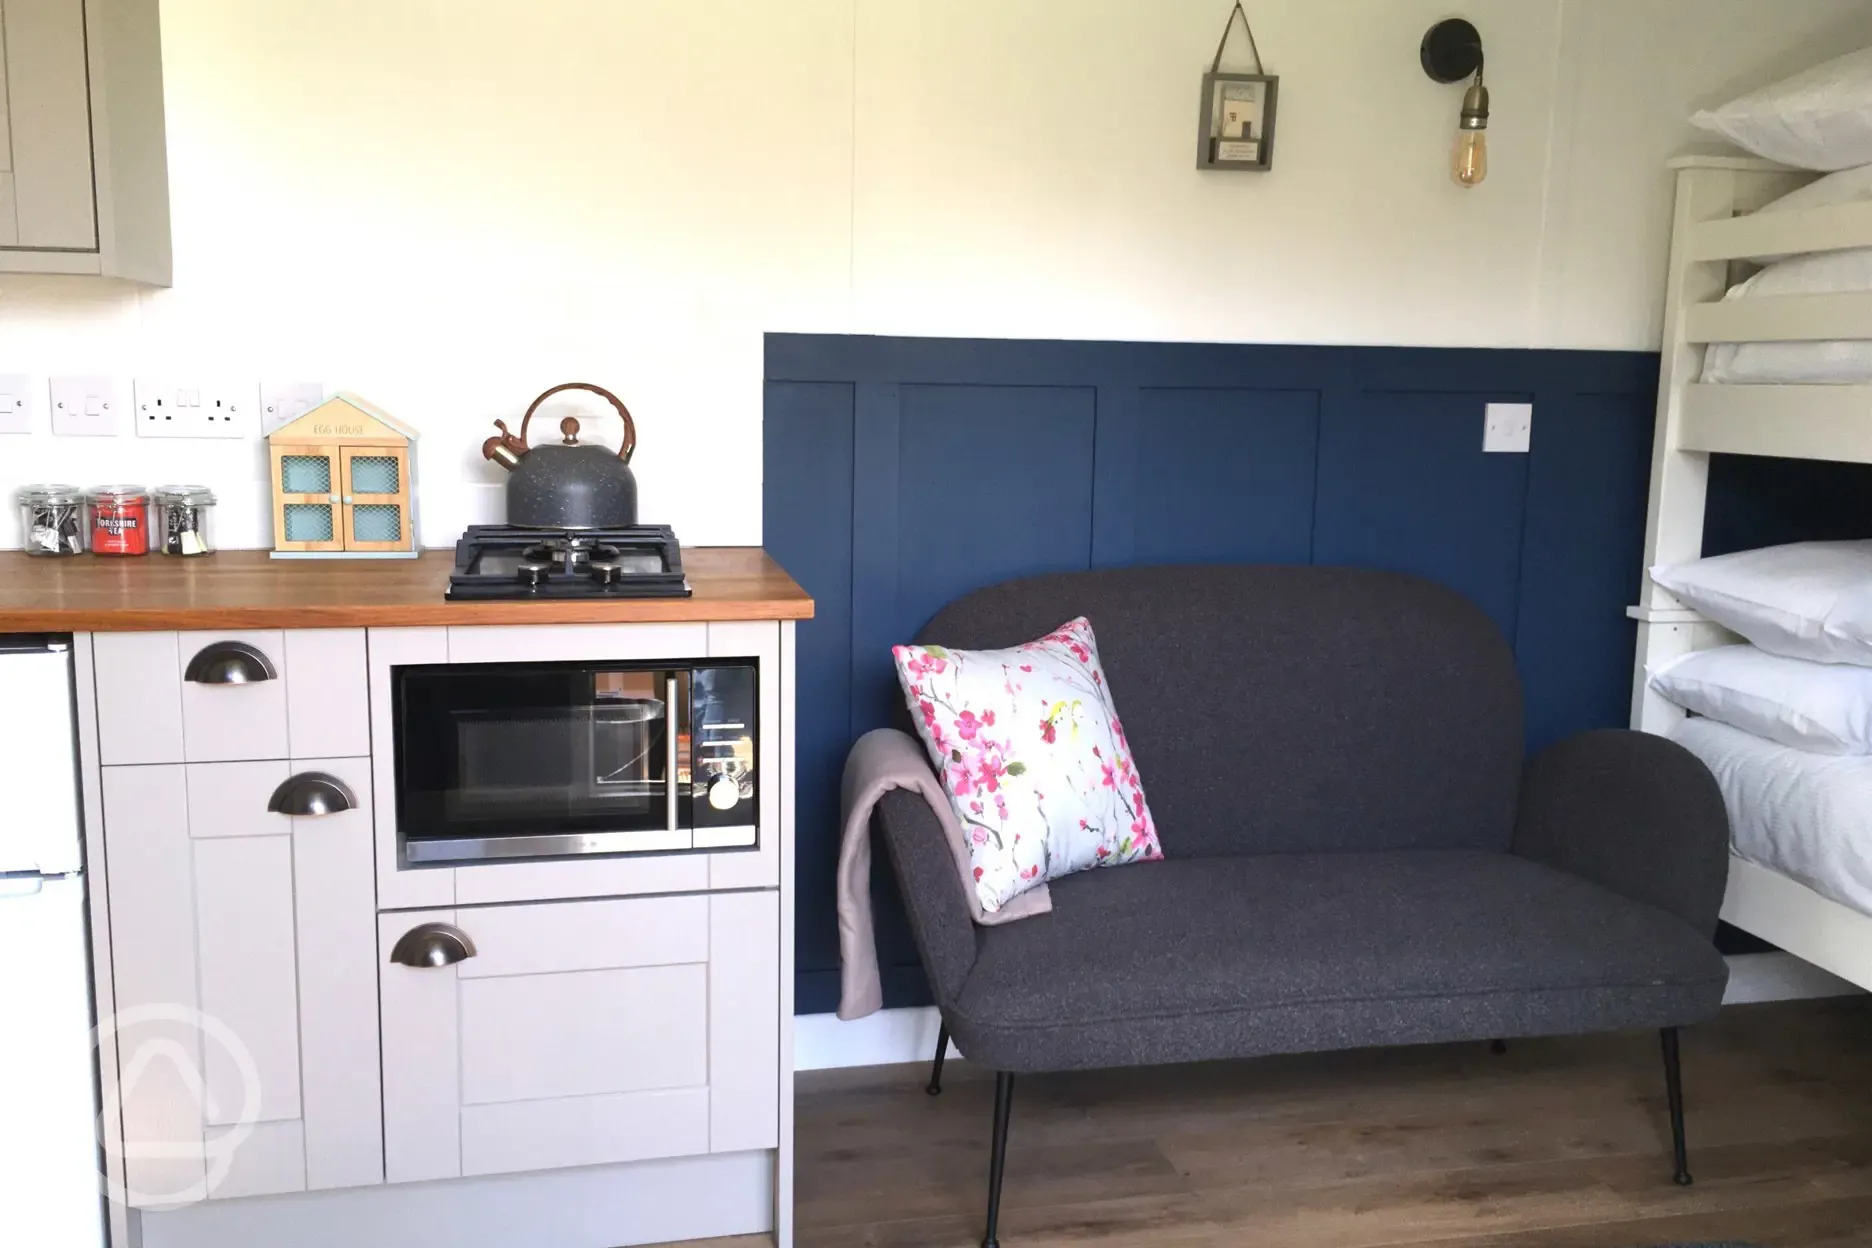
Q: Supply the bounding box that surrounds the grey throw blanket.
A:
[836,728,1051,1020]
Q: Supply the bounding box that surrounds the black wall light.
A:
[1421,18,1488,187]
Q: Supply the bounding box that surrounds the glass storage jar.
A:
[153,485,217,556]
[87,485,152,556]
[17,484,87,556]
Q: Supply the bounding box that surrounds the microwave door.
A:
[450,709,582,815]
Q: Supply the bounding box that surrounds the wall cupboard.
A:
[0,0,171,282]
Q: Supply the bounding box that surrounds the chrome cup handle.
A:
[389,923,477,969]
[267,772,356,817]
[184,641,277,684]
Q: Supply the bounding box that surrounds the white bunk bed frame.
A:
[1633,154,1872,993]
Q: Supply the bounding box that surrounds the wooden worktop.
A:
[0,548,813,631]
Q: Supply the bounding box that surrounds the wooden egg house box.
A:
[267,394,418,558]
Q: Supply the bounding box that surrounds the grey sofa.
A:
[872,565,1731,1248]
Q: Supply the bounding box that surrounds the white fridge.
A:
[0,639,109,1247]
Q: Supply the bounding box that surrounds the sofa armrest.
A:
[874,788,979,1006]
[1511,729,1731,936]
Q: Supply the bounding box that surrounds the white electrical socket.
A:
[49,376,125,437]
[1483,402,1532,454]
[0,374,32,434]
[134,380,258,439]
[261,381,325,432]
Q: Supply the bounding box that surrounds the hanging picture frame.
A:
[1198,2,1278,172]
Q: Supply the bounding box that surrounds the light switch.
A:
[50,376,124,437]
[262,381,325,431]
[0,375,32,434]
[1483,402,1532,454]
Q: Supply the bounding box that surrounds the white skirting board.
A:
[134,1150,773,1248]
[792,953,1863,1071]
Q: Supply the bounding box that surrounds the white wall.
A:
[4,0,1871,549]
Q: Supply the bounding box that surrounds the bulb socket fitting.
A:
[1459,82,1490,130]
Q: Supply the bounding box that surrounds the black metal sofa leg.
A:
[982,1071,1015,1248]
[1661,1027,1693,1186]
[927,1023,949,1096]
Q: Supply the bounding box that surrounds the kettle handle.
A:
[517,383,637,464]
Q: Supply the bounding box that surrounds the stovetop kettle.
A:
[483,382,638,529]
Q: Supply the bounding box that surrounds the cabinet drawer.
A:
[380,890,778,1184]
[93,629,368,764]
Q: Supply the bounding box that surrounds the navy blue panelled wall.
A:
[765,334,1660,1016]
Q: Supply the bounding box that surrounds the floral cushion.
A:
[892,617,1163,914]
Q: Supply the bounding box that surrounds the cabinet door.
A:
[102,757,382,1206]
[0,0,97,250]
[0,14,14,247]
[340,446,410,552]
[271,444,345,553]
[380,891,779,1183]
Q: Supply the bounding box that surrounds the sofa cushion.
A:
[892,616,1163,915]
[914,566,1523,859]
[948,851,1728,1072]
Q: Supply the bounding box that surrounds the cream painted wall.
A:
[3,0,1871,549]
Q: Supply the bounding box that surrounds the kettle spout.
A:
[482,419,527,471]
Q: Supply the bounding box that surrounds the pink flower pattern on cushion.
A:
[892,617,1162,914]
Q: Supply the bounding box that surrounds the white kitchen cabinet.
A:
[0,0,170,282]
[379,890,781,1184]
[80,612,800,1247]
[101,755,382,1206]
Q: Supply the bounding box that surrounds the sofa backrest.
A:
[915,565,1524,858]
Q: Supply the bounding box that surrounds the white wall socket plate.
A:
[0,374,33,434]
[133,380,258,439]
[50,376,125,437]
[1483,402,1532,454]
[261,381,325,433]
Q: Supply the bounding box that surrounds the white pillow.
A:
[1650,541,1872,665]
[1701,247,1872,383]
[1758,163,1872,215]
[1692,45,1872,171]
[1725,164,1872,267]
[1650,645,1872,753]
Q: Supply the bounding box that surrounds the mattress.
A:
[1673,717,1872,919]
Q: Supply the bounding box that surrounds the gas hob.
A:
[444,525,691,600]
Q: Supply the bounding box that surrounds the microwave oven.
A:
[392,658,758,864]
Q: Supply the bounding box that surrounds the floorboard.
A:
[776,998,1872,1248]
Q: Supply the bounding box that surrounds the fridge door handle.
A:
[0,872,46,899]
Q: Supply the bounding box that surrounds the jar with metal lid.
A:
[153,485,217,556]
[87,485,152,556]
[18,484,86,556]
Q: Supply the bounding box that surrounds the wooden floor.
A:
[779,998,1872,1248]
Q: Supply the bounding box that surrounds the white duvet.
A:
[1674,717,1872,918]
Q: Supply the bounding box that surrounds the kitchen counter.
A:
[0,548,813,630]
